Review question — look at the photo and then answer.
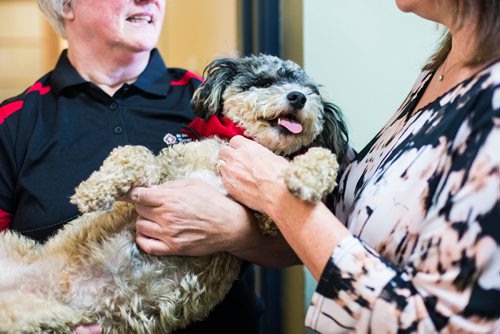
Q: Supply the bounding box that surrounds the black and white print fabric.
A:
[306,61,500,333]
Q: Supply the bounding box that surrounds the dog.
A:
[0,54,348,333]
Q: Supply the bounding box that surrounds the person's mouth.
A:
[126,14,153,24]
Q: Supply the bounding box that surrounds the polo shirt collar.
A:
[51,49,170,97]
[132,49,170,97]
[51,49,87,95]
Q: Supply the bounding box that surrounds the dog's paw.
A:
[71,145,161,213]
[285,147,339,202]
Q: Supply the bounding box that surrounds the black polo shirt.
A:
[0,49,199,240]
[0,49,262,333]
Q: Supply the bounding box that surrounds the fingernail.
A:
[126,188,139,202]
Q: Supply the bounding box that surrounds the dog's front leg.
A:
[71,145,161,213]
[284,147,339,202]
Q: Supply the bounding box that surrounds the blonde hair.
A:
[36,0,72,39]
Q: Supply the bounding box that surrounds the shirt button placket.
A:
[109,101,125,139]
[113,126,123,134]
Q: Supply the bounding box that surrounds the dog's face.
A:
[191,55,348,158]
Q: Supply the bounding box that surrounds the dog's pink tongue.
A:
[278,118,303,134]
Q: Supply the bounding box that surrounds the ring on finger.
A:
[215,159,226,175]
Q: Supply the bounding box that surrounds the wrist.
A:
[258,176,290,217]
[222,202,259,253]
[228,210,300,267]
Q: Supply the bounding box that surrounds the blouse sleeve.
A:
[306,98,500,332]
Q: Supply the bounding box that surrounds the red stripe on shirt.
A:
[170,71,203,86]
[26,82,51,95]
[0,100,24,125]
[0,82,51,125]
[0,209,12,231]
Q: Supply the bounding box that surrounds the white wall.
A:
[301,0,442,323]
[303,0,442,150]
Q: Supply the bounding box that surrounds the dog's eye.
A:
[253,79,274,88]
[307,85,320,95]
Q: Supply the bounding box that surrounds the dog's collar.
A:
[181,115,250,141]
[181,115,309,159]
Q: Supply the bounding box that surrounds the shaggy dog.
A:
[0,55,348,333]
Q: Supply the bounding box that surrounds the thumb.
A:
[228,135,251,148]
[125,186,162,207]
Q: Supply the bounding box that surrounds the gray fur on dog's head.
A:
[191,54,348,158]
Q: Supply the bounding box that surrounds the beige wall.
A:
[159,0,239,76]
[0,0,58,101]
[0,0,239,102]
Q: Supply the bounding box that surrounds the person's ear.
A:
[61,1,75,20]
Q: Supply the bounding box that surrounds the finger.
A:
[133,203,169,225]
[218,145,232,161]
[215,159,226,175]
[228,135,252,148]
[158,179,206,189]
[135,217,164,239]
[125,187,163,207]
[218,163,242,193]
[136,233,172,255]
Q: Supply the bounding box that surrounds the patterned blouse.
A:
[306,60,500,333]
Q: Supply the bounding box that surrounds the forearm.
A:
[262,182,350,279]
[231,234,301,268]
[224,203,300,268]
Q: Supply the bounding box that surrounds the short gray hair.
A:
[37,0,72,38]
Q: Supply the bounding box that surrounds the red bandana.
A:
[182,115,250,140]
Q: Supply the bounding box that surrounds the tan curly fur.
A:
[0,54,347,333]
[0,201,240,333]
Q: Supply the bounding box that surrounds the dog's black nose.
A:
[287,91,307,109]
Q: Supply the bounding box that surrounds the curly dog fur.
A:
[0,54,348,333]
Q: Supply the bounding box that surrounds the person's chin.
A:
[128,44,156,54]
[124,37,159,53]
[394,0,413,13]
[123,27,160,45]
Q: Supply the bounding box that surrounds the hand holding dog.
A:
[218,136,290,215]
[126,175,299,267]
[126,179,260,257]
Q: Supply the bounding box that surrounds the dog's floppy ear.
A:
[316,101,349,161]
[191,57,240,119]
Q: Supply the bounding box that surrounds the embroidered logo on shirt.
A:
[163,133,193,145]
